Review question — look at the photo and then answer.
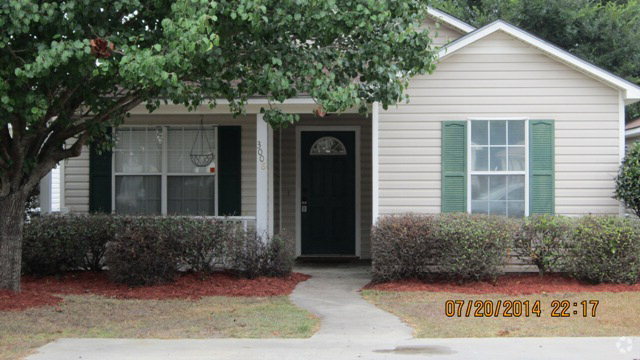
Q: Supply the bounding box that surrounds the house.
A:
[56,8,640,259]
[626,118,640,149]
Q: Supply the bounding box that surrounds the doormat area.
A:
[365,274,640,295]
[0,272,310,311]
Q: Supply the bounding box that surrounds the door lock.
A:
[301,200,308,213]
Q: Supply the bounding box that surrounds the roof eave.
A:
[426,7,476,34]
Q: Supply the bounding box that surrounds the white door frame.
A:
[295,126,361,257]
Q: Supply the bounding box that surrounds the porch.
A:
[62,100,378,259]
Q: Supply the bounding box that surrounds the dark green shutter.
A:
[218,126,242,216]
[441,121,467,213]
[529,120,555,215]
[89,134,113,213]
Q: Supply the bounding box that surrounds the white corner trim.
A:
[619,92,626,216]
[295,126,362,258]
[620,92,627,163]
[371,102,380,224]
[427,7,476,34]
[438,20,640,102]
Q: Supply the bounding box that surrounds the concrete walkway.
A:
[289,264,412,342]
[27,265,640,360]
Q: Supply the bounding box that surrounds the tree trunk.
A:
[0,191,27,292]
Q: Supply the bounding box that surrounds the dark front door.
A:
[301,131,356,255]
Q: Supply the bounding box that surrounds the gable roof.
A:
[427,7,476,34]
[437,20,640,103]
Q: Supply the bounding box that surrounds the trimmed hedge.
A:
[370,214,439,282]
[516,215,573,275]
[373,213,640,285]
[105,217,181,286]
[228,233,295,279]
[22,214,118,276]
[22,215,294,285]
[372,213,516,283]
[567,216,640,284]
[434,213,517,282]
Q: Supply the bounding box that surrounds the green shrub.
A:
[434,213,517,282]
[371,215,439,282]
[228,233,295,278]
[104,217,182,286]
[516,215,573,275]
[23,214,293,282]
[615,142,640,217]
[178,217,236,273]
[22,215,86,276]
[567,216,640,284]
[22,214,117,275]
[371,213,516,283]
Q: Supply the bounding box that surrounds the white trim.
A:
[161,127,168,215]
[619,92,626,216]
[295,126,361,258]
[59,160,66,212]
[439,21,640,102]
[371,102,380,224]
[129,98,362,115]
[427,7,476,34]
[466,119,529,217]
[620,92,627,162]
[255,114,270,239]
[111,125,218,216]
[268,124,274,238]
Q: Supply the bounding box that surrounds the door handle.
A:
[301,200,308,213]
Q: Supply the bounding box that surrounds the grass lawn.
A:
[0,294,319,360]
[363,290,640,338]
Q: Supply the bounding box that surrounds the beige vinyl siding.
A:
[62,144,90,213]
[378,31,623,216]
[63,114,257,217]
[275,114,372,258]
[423,17,465,47]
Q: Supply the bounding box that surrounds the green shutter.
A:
[441,121,467,213]
[89,134,112,213]
[218,126,242,216]
[529,120,555,215]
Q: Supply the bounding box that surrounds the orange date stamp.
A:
[444,299,599,318]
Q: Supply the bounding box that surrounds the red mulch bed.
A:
[0,272,310,312]
[365,274,640,295]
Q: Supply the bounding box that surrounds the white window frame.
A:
[112,125,219,216]
[466,118,529,217]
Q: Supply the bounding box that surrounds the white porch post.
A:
[256,113,274,239]
[371,101,380,224]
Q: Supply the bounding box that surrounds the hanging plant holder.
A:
[189,118,215,167]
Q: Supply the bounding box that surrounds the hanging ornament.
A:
[189,117,215,167]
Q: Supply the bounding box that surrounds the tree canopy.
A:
[0,0,437,194]
[0,0,437,291]
[432,0,640,119]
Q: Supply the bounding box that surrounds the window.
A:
[469,120,527,217]
[113,126,218,215]
[309,136,347,156]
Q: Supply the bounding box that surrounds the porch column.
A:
[256,113,274,239]
[371,101,380,224]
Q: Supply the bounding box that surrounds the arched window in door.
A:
[309,136,347,156]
